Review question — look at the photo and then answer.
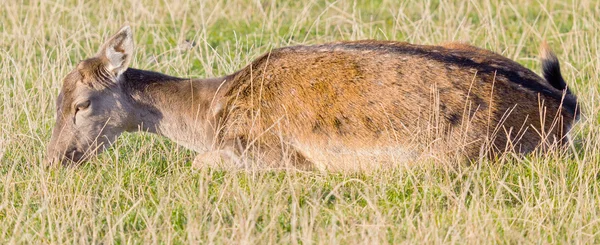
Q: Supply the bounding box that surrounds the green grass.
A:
[1,0,600,243]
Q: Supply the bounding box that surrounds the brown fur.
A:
[214,41,577,169]
[45,27,579,170]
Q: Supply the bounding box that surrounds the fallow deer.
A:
[45,26,579,170]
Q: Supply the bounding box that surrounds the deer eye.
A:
[73,100,90,125]
[75,100,91,113]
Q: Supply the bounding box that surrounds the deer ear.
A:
[97,25,134,77]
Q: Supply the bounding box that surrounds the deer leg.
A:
[192,147,241,169]
[245,141,314,170]
[193,135,314,170]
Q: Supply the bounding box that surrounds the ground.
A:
[1,0,600,243]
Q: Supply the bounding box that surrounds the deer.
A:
[44,26,579,171]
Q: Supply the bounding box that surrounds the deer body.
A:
[45,26,579,170]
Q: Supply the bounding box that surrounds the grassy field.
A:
[1,0,600,243]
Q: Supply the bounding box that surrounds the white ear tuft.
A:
[98,25,134,77]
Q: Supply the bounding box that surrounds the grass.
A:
[1,0,600,243]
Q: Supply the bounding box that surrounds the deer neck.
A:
[121,68,228,153]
